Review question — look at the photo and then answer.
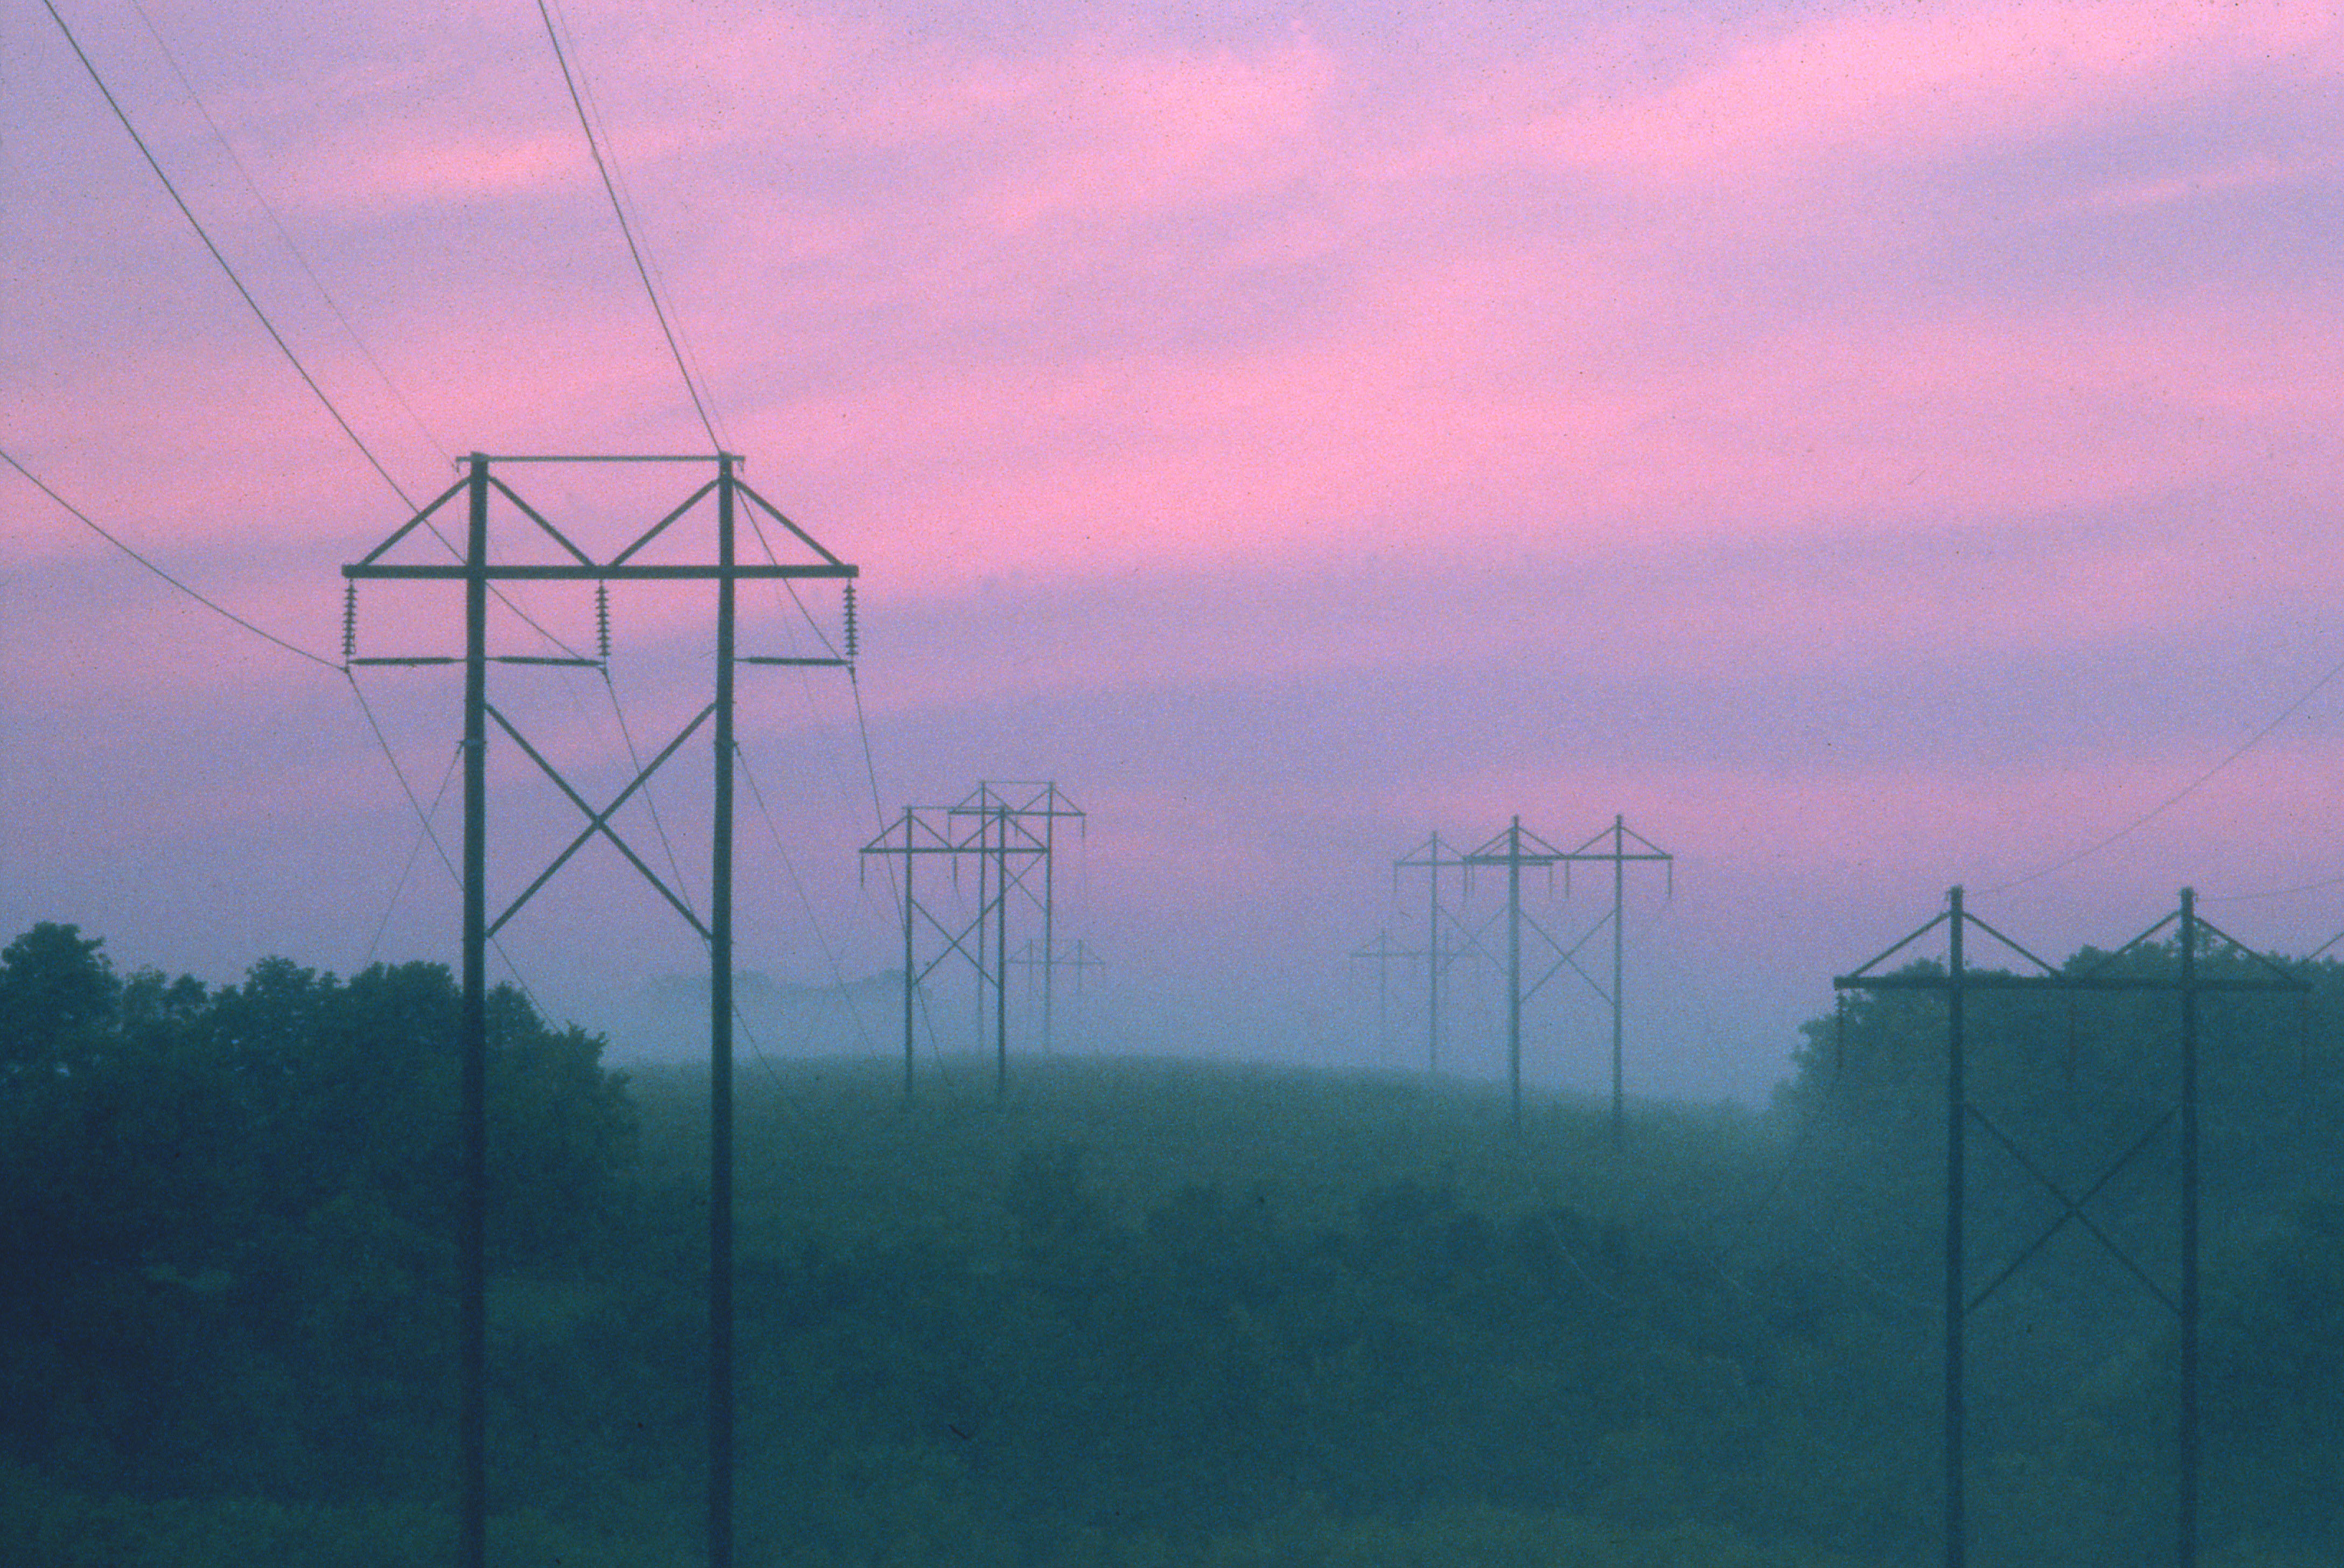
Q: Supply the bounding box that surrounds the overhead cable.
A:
[3,446,339,671]
[344,670,549,1015]
[1979,646,2344,896]
[36,0,418,508]
[41,0,587,661]
[532,0,720,450]
[121,0,449,463]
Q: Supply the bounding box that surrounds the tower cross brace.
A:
[344,452,856,1568]
[1834,886,2305,1568]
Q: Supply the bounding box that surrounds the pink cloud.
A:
[1533,0,2341,181]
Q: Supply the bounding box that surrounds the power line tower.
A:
[1835,887,2304,1568]
[343,453,857,1568]
[1461,816,1621,1130]
[951,781,1086,1052]
[1394,832,1481,1075]
[1554,815,1674,1144]
[1348,924,1422,1065]
[860,798,1050,1101]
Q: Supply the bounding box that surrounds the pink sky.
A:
[5,0,2342,1099]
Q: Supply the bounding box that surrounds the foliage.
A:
[0,928,635,1504]
[5,921,2339,1564]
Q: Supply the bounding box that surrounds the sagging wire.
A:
[5,446,338,671]
[738,742,878,1056]
[343,670,550,1019]
[121,0,450,464]
[362,743,461,971]
[39,0,581,664]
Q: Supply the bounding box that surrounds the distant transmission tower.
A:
[1555,815,1673,1144]
[343,454,856,1568]
[1394,832,1478,1074]
[1348,924,1422,1065]
[1009,936,1106,1052]
[952,782,1085,1053]
[862,803,1034,1100]
[861,782,1082,1100]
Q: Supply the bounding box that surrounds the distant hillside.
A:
[602,968,906,1062]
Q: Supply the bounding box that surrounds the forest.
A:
[2,918,2339,1566]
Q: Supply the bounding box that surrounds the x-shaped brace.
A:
[1523,908,1616,1006]
[1447,905,1509,971]
[1965,1104,2180,1316]
[912,899,999,989]
[485,701,716,941]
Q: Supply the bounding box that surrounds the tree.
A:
[0,923,117,1072]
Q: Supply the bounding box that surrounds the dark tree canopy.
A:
[0,922,118,1070]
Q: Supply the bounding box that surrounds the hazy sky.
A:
[5,0,2341,1100]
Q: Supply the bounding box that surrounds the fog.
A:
[6,0,2343,1561]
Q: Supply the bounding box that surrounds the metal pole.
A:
[975,805,989,1063]
[2179,887,2200,1568]
[458,454,489,1568]
[708,457,737,1568]
[1946,885,1966,1568]
[1427,832,1441,1076]
[995,804,1009,1101]
[1042,800,1056,1055]
[1508,816,1523,1131]
[901,813,915,1105]
[1377,929,1391,1063]
[1610,814,1626,1146]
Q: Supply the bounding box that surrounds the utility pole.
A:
[344,454,856,1568]
[1348,925,1422,1065]
[861,797,1051,1102]
[1460,817,1573,1129]
[1394,832,1479,1075]
[1835,888,2303,1568]
[1554,815,1673,1144]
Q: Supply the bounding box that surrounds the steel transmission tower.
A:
[860,792,1058,1101]
[1393,832,1477,1074]
[1836,887,2303,1568]
[1553,815,1674,1143]
[343,453,856,1568]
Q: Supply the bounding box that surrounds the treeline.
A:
[0,923,633,1513]
[2,921,2339,1566]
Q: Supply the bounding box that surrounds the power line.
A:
[343,669,548,1018]
[544,0,731,452]
[41,0,588,665]
[1979,645,2344,897]
[847,670,891,845]
[363,744,462,970]
[532,0,720,449]
[2202,872,2344,905]
[120,0,449,464]
[3,446,339,671]
[34,0,418,507]
[738,743,879,1054]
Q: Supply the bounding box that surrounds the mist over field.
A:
[8,0,2344,1561]
[6,916,2343,1566]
